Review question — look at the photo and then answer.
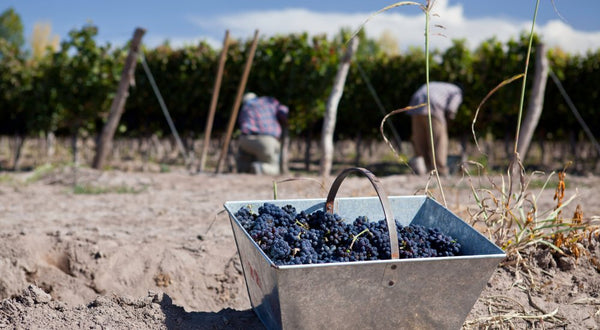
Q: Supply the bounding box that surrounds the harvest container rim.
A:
[225,194,426,205]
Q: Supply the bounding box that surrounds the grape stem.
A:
[295,220,309,229]
[291,247,300,256]
[348,228,371,251]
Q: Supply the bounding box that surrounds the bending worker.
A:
[406,82,463,176]
[236,92,289,175]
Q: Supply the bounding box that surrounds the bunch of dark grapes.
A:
[235,203,461,266]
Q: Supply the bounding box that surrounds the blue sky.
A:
[5,0,600,54]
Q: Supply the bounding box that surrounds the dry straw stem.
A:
[464,308,562,329]
[462,164,523,228]
[550,0,567,23]
[359,1,447,206]
[421,0,448,207]
[513,0,541,155]
[572,297,600,306]
[470,0,540,208]
[468,72,527,232]
[463,295,565,329]
[350,1,426,42]
[203,208,226,236]
[471,73,525,155]
[379,103,426,168]
[272,177,328,200]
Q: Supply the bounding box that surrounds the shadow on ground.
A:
[161,294,265,330]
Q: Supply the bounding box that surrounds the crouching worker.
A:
[236,92,289,175]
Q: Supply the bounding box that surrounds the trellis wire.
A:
[549,69,600,157]
[139,52,190,165]
[355,61,404,153]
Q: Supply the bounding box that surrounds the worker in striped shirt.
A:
[406,82,463,176]
[236,92,289,175]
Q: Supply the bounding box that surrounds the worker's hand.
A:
[445,111,456,121]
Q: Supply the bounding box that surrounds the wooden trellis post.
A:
[198,30,230,172]
[215,29,260,174]
[93,27,145,169]
[319,37,359,177]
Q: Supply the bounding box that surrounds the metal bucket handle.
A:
[325,167,400,259]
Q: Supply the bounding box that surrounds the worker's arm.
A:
[445,93,462,121]
[276,104,289,128]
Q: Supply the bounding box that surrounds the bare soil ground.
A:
[0,166,598,329]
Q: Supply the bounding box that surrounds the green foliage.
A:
[24,163,55,183]
[159,163,170,173]
[46,24,123,136]
[0,173,15,184]
[0,28,599,147]
[438,39,473,137]
[0,8,24,49]
[0,38,35,135]
[126,42,217,137]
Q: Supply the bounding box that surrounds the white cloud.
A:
[189,8,370,45]
[539,20,600,53]
[182,0,599,54]
[144,35,221,49]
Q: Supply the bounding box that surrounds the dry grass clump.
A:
[464,163,599,268]
[460,163,600,329]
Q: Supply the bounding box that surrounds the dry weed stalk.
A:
[272,177,328,200]
[379,103,426,172]
[354,0,450,206]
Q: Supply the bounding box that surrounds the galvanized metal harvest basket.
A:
[224,167,505,329]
